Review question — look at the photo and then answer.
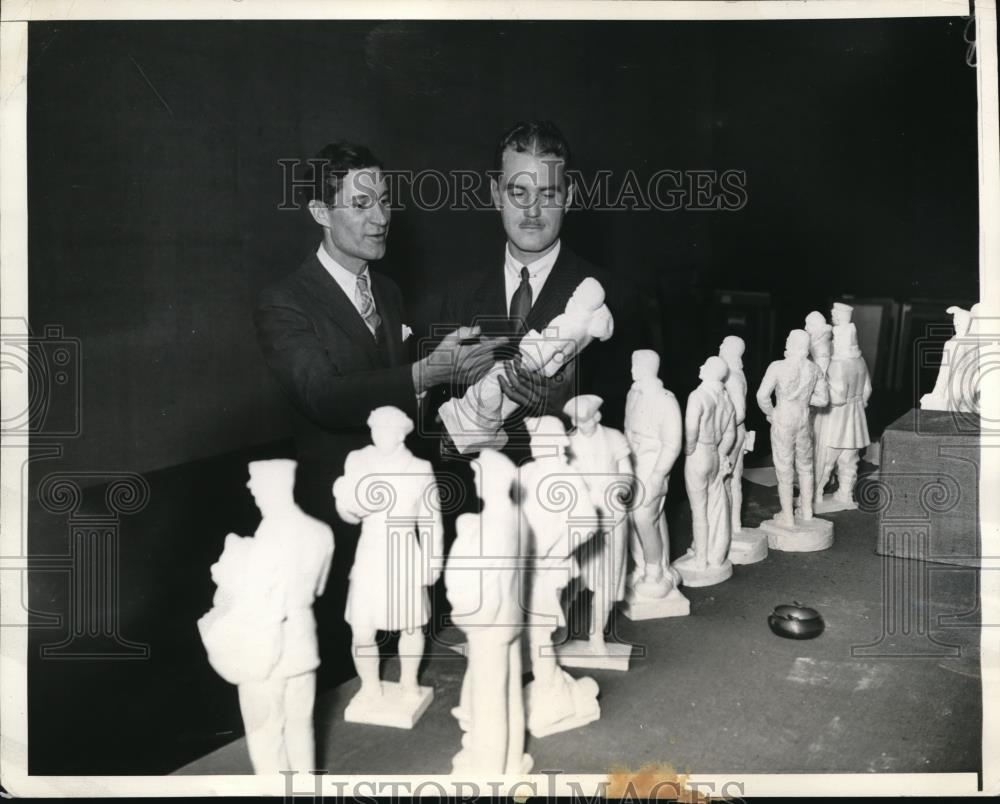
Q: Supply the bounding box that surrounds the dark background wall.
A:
[24,17,981,775]
[28,18,979,478]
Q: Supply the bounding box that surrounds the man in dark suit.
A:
[254,142,499,682]
[438,121,638,461]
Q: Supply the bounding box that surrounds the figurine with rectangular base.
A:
[558,395,634,671]
[332,406,443,729]
[197,459,334,775]
[814,325,872,513]
[754,330,833,551]
[519,417,602,738]
[446,450,532,775]
[622,350,690,620]
[675,356,737,587]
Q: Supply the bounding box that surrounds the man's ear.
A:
[564,178,575,210]
[490,177,502,211]
[308,199,330,228]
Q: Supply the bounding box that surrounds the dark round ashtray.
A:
[768,602,825,639]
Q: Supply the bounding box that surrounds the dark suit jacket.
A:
[254,253,416,479]
[435,245,639,453]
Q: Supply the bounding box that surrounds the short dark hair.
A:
[493,120,571,175]
[301,141,384,205]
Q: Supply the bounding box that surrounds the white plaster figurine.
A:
[557,394,634,670]
[674,356,737,587]
[438,277,614,454]
[197,459,334,775]
[519,416,602,738]
[920,304,981,413]
[718,336,766,564]
[814,324,872,512]
[621,349,690,620]
[446,450,532,775]
[805,311,833,376]
[332,406,443,729]
[754,330,834,551]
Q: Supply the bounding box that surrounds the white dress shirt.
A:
[316,244,378,335]
[503,239,561,314]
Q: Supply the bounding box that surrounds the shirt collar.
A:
[504,239,561,280]
[316,243,369,291]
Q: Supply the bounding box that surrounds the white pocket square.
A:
[402,324,413,342]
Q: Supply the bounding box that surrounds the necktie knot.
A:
[520,266,530,282]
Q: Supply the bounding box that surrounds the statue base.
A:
[343,682,434,729]
[671,553,733,587]
[758,516,834,552]
[620,585,690,621]
[813,494,857,514]
[525,674,601,738]
[555,639,632,672]
[728,528,768,564]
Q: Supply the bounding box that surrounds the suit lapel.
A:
[371,273,404,365]
[525,247,583,332]
[302,255,380,363]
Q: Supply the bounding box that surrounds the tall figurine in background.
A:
[831,301,856,344]
[718,335,765,563]
[332,406,443,728]
[520,417,602,737]
[675,356,737,586]
[621,349,689,619]
[198,460,334,775]
[920,304,980,413]
[814,326,872,512]
[755,330,833,551]
[559,394,634,670]
[447,450,532,775]
[805,311,834,375]
[438,277,614,453]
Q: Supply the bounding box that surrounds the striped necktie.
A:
[355,271,382,337]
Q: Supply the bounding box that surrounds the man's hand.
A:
[497,355,558,415]
[414,326,507,393]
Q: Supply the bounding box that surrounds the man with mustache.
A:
[438,120,637,460]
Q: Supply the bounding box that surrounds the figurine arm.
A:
[810,369,830,408]
[590,304,615,341]
[422,471,445,586]
[756,364,778,420]
[719,409,737,462]
[315,533,334,598]
[683,392,703,456]
[862,367,873,407]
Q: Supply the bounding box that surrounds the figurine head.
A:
[367,406,413,455]
[832,323,862,358]
[699,355,728,383]
[784,329,810,358]
[831,302,853,326]
[564,394,603,436]
[947,305,972,337]
[246,459,297,515]
[471,449,517,502]
[631,349,660,382]
[719,335,745,364]
[804,311,827,333]
[526,415,570,458]
[566,277,606,313]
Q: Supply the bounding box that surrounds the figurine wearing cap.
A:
[332,406,443,726]
[563,394,633,659]
[518,417,602,737]
[198,459,334,774]
[814,325,872,509]
[755,330,830,528]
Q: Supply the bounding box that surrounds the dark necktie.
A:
[355,271,382,340]
[508,265,532,332]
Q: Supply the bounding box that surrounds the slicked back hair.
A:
[493,120,572,177]
[301,141,384,206]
